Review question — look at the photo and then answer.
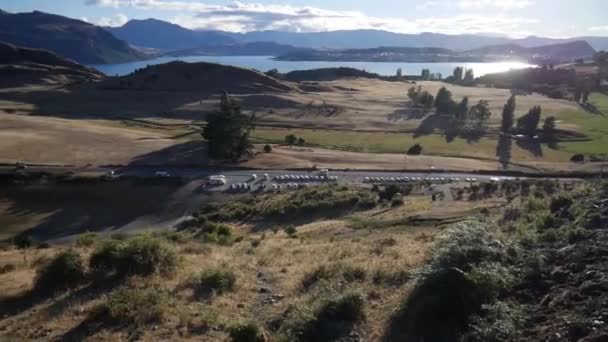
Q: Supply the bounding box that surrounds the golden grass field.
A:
[0,77,606,170]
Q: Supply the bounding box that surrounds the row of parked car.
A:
[363,176,478,184]
[273,174,339,182]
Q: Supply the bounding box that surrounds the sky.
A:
[2,0,608,38]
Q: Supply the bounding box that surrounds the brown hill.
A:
[0,42,105,87]
[99,61,297,93]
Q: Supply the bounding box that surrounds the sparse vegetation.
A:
[34,249,86,293]
[101,284,171,326]
[198,266,237,295]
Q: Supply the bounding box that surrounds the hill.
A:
[0,42,105,87]
[105,19,235,51]
[0,10,144,64]
[283,67,395,82]
[162,41,310,57]
[99,61,296,93]
[469,40,596,63]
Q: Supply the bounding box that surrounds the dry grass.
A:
[0,191,480,341]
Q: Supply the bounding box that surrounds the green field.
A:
[252,127,572,162]
[556,93,608,156]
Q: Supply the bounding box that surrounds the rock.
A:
[259,287,271,294]
[580,281,607,296]
[237,303,245,309]
[551,266,570,283]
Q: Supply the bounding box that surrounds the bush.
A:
[407,144,423,155]
[285,134,298,145]
[463,302,524,342]
[199,221,234,245]
[89,235,179,278]
[343,265,366,282]
[284,225,297,237]
[372,269,411,286]
[301,293,365,341]
[550,195,573,214]
[13,235,32,249]
[34,249,86,293]
[0,263,16,274]
[75,232,98,247]
[301,265,335,290]
[570,154,585,163]
[199,267,237,295]
[228,322,265,342]
[103,284,170,326]
[263,144,272,153]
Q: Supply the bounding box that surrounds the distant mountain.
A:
[468,41,596,62]
[162,41,311,57]
[278,41,596,64]
[0,41,105,87]
[106,19,235,51]
[0,10,144,64]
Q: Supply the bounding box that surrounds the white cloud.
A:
[457,0,534,9]
[86,0,538,36]
[589,25,608,32]
[92,13,129,26]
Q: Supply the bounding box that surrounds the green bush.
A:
[407,144,423,155]
[34,249,86,293]
[89,235,179,278]
[372,269,411,286]
[343,265,366,282]
[301,265,335,290]
[465,262,515,301]
[284,225,297,237]
[228,322,265,342]
[199,267,237,295]
[549,195,573,214]
[263,144,272,153]
[301,293,365,341]
[463,302,524,342]
[103,284,170,326]
[75,232,98,247]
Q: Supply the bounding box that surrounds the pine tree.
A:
[456,97,469,121]
[202,92,256,161]
[517,106,541,137]
[434,87,455,115]
[501,95,516,133]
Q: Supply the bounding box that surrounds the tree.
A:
[434,87,455,115]
[456,96,469,121]
[574,88,582,103]
[297,137,306,146]
[202,92,256,161]
[285,134,297,145]
[468,100,492,128]
[408,86,421,102]
[263,144,272,153]
[396,68,403,78]
[407,144,423,155]
[419,91,435,109]
[517,106,542,137]
[463,69,475,84]
[543,116,556,139]
[453,67,464,83]
[582,90,590,103]
[500,95,516,133]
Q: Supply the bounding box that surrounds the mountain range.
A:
[0,10,143,64]
[1,9,606,65]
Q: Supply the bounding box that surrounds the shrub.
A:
[89,235,179,278]
[372,269,411,286]
[284,225,297,237]
[285,134,297,145]
[199,221,234,245]
[301,293,365,341]
[301,265,335,290]
[463,302,524,342]
[263,144,272,153]
[430,220,506,271]
[103,284,170,326]
[228,322,265,342]
[465,262,515,301]
[0,263,16,274]
[550,195,573,214]
[34,249,86,293]
[75,232,98,247]
[570,154,585,163]
[13,235,32,249]
[391,194,404,207]
[343,265,366,282]
[199,267,237,295]
[407,144,423,155]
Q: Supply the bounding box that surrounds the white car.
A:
[264,173,270,180]
[252,174,258,180]
[155,171,170,177]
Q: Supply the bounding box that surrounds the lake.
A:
[89,55,535,78]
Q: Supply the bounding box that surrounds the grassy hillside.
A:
[1,180,606,340]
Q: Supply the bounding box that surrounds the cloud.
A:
[589,25,608,32]
[90,13,129,26]
[457,0,534,9]
[86,0,538,36]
